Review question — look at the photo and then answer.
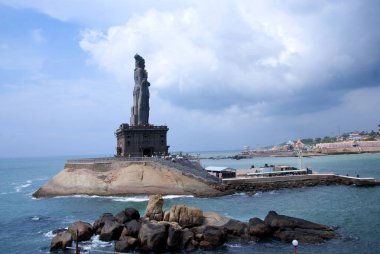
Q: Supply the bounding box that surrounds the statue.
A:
[130,54,150,126]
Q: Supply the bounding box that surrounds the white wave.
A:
[15,182,32,192]
[112,196,149,202]
[81,235,113,251]
[232,192,247,196]
[254,192,262,197]
[226,243,242,248]
[44,230,55,238]
[163,194,194,199]
[112,194,194,202]
[53,194,102,199]
[51,194,194,202]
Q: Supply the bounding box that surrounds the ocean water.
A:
[0,153,379,253]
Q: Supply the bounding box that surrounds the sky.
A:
[0,0,380,157]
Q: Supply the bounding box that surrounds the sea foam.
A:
[15,180,32,192]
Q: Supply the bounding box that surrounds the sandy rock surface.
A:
[33,161,223,197]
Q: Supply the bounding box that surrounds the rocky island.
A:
[33,157,224,198]
[50,194,338,252]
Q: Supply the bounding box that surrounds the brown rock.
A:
[138,221,168,251]
[166,205,203,228]
[144,194,164,221]
[248,217,272,237]
[115,208,140,224]
[203,226,226,248]
[224,219,247,236]
[120,219,141,239]
[163,210,170,221]
[264,211,337,243]
[181,228,194,249]
[115,236,139,252]
[67,221,93,242]
[199,240,212,250]
[202,211,229,227]
[264,211,329,230]
[167,222,183,250]
[50,232,72,251]
[99,220,123,241]
[93,213,115,235]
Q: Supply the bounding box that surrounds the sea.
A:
[0,152,379,254]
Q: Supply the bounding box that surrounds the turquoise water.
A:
[0,153,379,253]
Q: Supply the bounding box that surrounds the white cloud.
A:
[1,0,379,155]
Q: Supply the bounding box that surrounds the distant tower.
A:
[115,54,169,157]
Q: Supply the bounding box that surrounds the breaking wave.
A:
[51,194,194,202]
[15,180,32,192]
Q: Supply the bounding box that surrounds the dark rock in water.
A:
[115,236,139,252]
[125,207,140,220]
[181,228,194,249]
[67,221,93,242]
[248,217,272,237]
[166,222,183,250]
[52,228,67,235]
[115,207,140,224]
[99,220,123,241]
[50,232,73,251]
[203,226,226,248]
[165,205,204,228]
[48,196,339,252]
[138,221,168,251]
[93,213,115,235]
[115,211,128,224]
[120,219,141,239]
[264,211,337,243]
[224,218,247,236]
[264,211,329,230]
[199,240,212,250]
[274,227,337,243]
[144,194,164,221]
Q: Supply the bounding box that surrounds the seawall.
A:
[223,174,380,192]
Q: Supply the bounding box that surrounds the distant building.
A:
[336,136,345,142]
[348,133,363,141]
[205,166,236,179]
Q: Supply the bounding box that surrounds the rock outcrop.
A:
[164,204,203,228]
[33,159,223,198]
[67,221,93,242]
[144,194,164,221]
[50,232,73,251]
[264,211,337,243]
[49,196,338,252]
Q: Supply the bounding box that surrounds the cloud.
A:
[1,0,379,156]
[78,0,380,117]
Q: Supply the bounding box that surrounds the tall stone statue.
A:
[130,54,150,126]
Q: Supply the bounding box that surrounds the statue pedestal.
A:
[115,124,169,157]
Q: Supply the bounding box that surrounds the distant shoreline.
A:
[199,150,380,160]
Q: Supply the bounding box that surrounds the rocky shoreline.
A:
[50,195,338,252]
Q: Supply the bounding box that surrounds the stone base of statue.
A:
[115,123,169,157]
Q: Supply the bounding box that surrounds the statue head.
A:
[134,54,145,69]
